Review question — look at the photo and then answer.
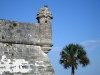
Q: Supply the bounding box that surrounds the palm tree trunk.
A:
[71,66,74,75]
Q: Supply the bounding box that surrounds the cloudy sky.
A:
[0,0,100,75]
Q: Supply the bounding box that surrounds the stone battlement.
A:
[0,15,52,53]
[0,19,39,44]
[0,6,54,75]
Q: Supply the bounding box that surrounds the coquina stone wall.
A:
[0,6,54,75]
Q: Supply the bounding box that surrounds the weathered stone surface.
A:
[0,43,54,75]
[0,20,40,44]
[0,19,52,53]
[0,6,54,75]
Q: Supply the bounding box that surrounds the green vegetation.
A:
[60,43,90,75]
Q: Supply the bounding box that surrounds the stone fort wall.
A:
[0,6,54,75]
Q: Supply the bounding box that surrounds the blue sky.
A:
[0,0,100,75]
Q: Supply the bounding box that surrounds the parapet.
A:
[0,19,52,53]
[0,19,40,44]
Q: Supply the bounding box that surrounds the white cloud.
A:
[80,40,100,50]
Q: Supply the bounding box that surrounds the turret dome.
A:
[36,6,53,20]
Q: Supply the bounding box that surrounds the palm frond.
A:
[59,43,90,71]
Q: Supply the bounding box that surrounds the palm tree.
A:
[60,43,90,75]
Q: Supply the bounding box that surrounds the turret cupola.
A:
[36,6,53,24]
